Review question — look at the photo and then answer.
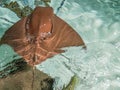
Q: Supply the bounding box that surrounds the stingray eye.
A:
[25,15,32,31]
[48,32,51,35]
[40,32,51,40]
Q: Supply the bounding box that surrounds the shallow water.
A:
[0,0,120,90]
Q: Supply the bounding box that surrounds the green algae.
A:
[63,75,79,90]
[41,0,51,7]
[4,0,51,18]
[4,1,33,18]
[34,0,51,7]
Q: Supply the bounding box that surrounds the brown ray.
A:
[0,6,85,66]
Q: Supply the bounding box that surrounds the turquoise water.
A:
[0,0,120,90]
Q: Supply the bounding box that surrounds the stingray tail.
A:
[32,66,36,90]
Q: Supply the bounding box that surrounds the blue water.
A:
[0,0,120,90]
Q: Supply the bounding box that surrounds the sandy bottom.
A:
[0,66,54,90]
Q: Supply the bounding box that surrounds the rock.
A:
[0,65,54,90]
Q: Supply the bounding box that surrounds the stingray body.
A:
[0,7,85,66]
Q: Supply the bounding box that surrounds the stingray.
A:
[0,6,85,66]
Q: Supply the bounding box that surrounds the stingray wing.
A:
[0,18,38,65]
[0,17,29,55]
[43,15,85,52]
